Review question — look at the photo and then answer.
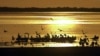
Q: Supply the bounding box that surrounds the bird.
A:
[82,30,87,37]
[41,25,44,30]
[4,30,7,33]
[82,30,85,34]
[24,32,29,35]
[58,28,63,32]
[50,18,54,21]
[35,31,40,35]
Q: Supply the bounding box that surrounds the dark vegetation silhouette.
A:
[79,37,89,47]
[90,35,99,47]
[0,7,100,12]
[12,33,76,46]
[11,32,99,47]
[79,30,99,47]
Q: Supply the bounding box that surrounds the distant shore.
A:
[0,7,100,12]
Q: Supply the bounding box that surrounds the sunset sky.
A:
[0,0,100,8]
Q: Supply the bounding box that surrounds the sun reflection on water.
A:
[48,43,75,47]
[12,42,79,47]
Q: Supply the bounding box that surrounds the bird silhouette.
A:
[58,28,63,32]
[4,30,7,33]
[41,25,44,30]
[82,30,87,37]
[35,31,40,35]
[50,18,54,21]
[82,30,85,34]
[24,32,29,35]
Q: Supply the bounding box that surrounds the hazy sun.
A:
[53,20,77,24]
[46,17,77,33]
[50,16,77,24]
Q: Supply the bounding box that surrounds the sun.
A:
[50,16,77,24]
[50,16,77,29]
[53,20,76,24]
[46,17,77,33]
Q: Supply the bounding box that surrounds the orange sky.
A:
[0,0,100,8]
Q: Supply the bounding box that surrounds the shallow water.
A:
[0,12,100,47]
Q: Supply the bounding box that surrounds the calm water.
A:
[0,12,100,47]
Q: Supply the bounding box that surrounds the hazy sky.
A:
[0,0,100,8]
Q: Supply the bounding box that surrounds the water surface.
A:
[0,12,100,47]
